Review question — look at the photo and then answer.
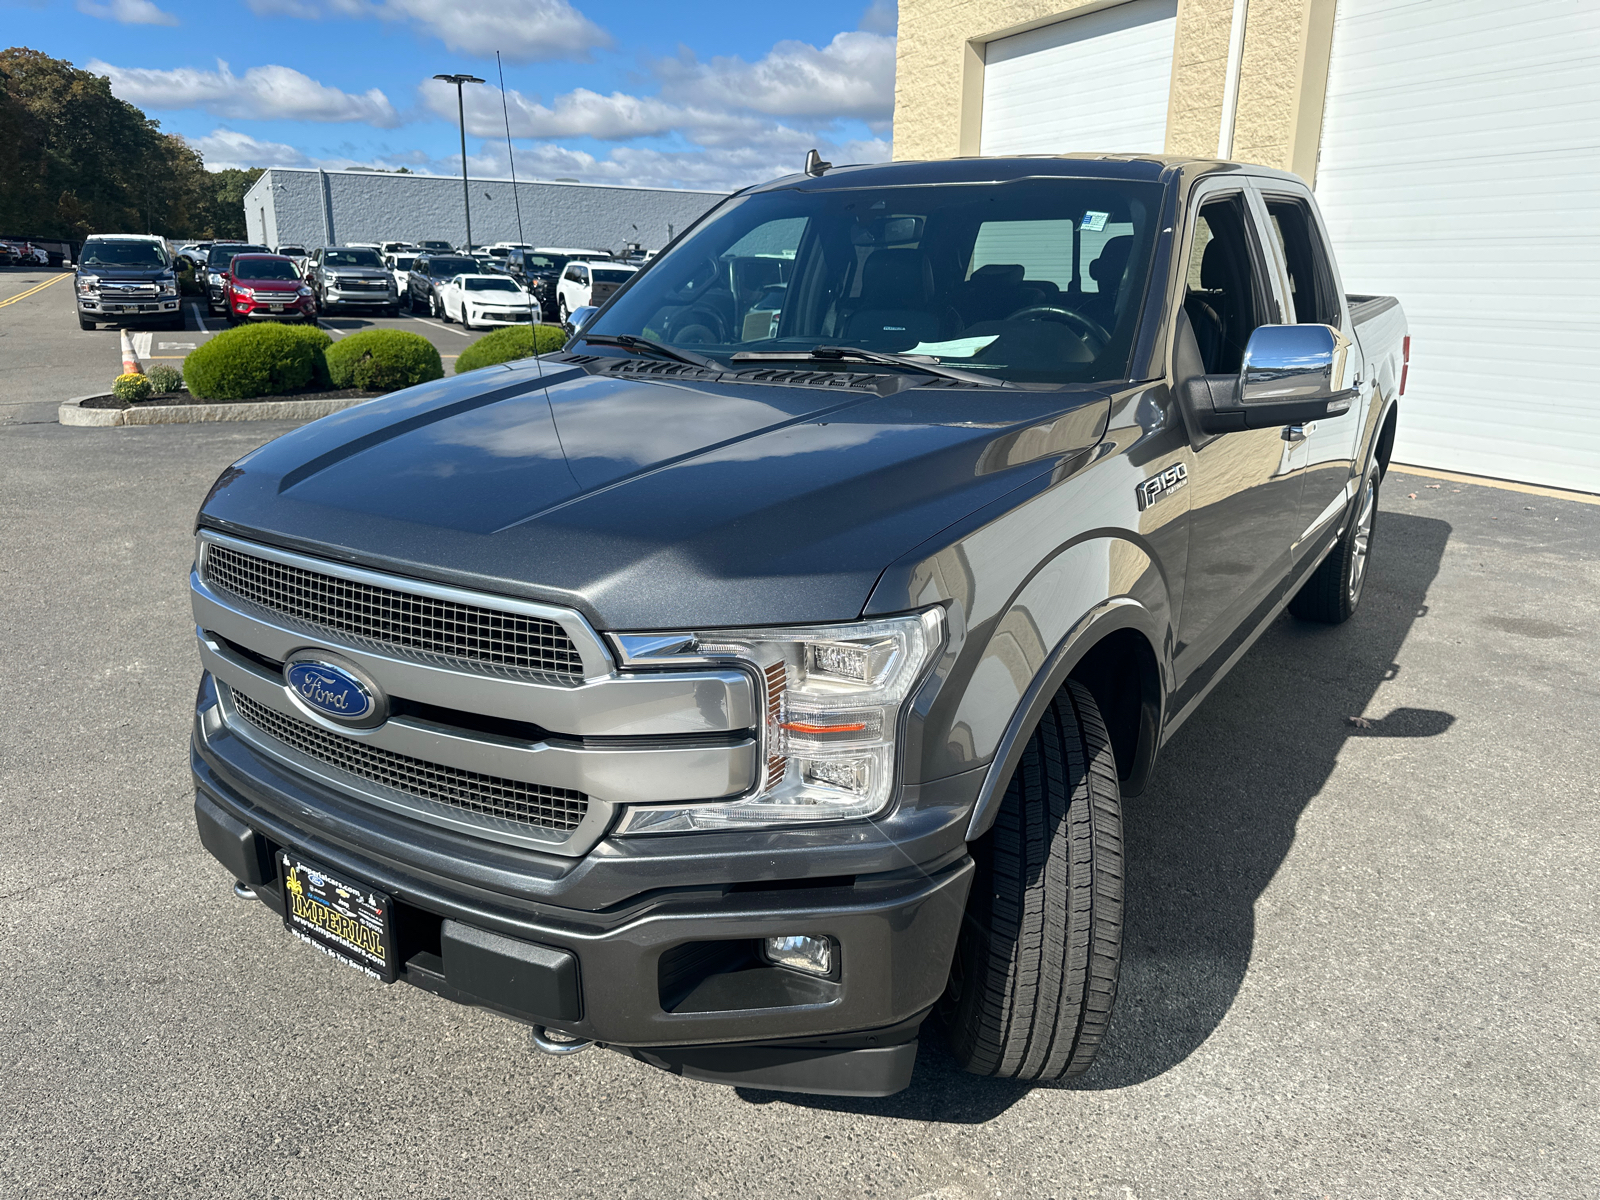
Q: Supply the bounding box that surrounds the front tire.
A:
[1289,465,1379,625]
[78,316,95,331]
[940,680,1124,1081]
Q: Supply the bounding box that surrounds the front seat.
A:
[1184,238,1239,373]
[839,249,957,349]
[1081,236,1133,329]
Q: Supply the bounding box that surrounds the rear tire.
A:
[940,680,1124,1081]
[1290,465,1379,625]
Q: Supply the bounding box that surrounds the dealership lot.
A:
[1,401,1596,1196]
[0,268,507,427]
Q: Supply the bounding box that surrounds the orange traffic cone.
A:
[120,327,143,375]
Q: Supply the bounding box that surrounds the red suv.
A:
[225,254,316,323]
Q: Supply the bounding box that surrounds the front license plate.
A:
[269,304,283,311]
[279,851,396,982]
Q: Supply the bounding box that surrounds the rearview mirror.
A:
[1187,323,1357,433]
[851,216,925,246]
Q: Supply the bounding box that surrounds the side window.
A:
[1183,194,1270,374]
[1263,196,1338,326]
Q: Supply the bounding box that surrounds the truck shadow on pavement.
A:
[739,510,1455,1122]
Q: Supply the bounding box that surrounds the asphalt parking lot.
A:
[0,266,515,427]
[3,412,1598,1196]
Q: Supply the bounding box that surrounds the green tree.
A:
[0,47,261,240]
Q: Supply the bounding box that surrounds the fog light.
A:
[763,934,835,977]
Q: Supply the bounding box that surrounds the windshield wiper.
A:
[730,346,1007,388]
[578,333,722,372]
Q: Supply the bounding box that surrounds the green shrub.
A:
[183,323,332,400]
[325,329,444,392]
[454,324,566,374]
[112,372,152,402]
[145,363,183,394]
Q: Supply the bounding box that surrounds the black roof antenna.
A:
[804,149,832,177]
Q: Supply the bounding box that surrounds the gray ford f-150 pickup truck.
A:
[189,155,1407,1097]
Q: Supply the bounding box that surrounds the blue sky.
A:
[4,0,898,190]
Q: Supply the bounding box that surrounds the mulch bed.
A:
[81,388,381,410]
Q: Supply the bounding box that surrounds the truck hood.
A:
[198,362,1110,630]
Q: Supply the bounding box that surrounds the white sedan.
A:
[436,274,542,328]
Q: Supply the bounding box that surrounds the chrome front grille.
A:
[232,691,589,833]
[202,543,585,682]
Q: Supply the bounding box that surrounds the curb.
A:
[58,393,371,427]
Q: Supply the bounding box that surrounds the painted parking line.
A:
[317,320,347,338]
[414,317,473,338]
[186,301,210,331]
[0,273,70,307]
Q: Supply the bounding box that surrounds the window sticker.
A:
[1081,211,1110,232]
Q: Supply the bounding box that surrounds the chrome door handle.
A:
[1283,425,1307,442]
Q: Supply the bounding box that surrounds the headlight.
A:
[298,286,313,297]
[233,287,255,299]
[158,274,177,296]
[208,271,222,284]
[611,609,944,835]
[76,275,100,293]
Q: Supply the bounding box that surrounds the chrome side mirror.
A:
[1188,323,1358,434]
[563,305,598,337]
[1240,323,1351,407]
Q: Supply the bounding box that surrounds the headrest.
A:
[1200,238,1230,290]
[860,249,934,305]
[969,262,1026,286]
[1088,236,1133,289]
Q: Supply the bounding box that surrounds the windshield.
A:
[82,241,170,269]
[464,277,520,292]
[587,178,1163,384]
[392,256,415,270]
[421,241,452,251]
[521,255,560,271]
[208,244,268,266]
[426,256,477,276]
[234,258,301,281]
[324,249,382,268]
[592,267,636,284]
[277,247,306,257]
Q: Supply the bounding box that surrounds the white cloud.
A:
[656,31,896,125]
[469,134,892,193]
[77,0,179,24]
[245,0,610,63]
[183,127,427,172]
[89,59,402,127]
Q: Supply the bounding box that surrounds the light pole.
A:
[434,73,485,251]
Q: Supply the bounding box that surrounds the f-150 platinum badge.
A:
[1137,463,1189,511]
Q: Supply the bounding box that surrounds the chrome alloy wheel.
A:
[1348,473,1377,604]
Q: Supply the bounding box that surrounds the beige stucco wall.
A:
[894,0,1338,181]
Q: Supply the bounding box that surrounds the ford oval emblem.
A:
[284,660,376,723]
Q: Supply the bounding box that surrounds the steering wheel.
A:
[666,307,728,344]
[1006,305,1112,349]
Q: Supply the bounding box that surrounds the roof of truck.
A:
[750,154,1308,192]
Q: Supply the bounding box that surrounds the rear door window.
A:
[1261,196,1340,326]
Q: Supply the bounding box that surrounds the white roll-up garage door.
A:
[981,0,1179,156]
[1314,0,1600,492]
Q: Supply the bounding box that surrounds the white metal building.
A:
[244,169,726,259]
[896,0,1600,492]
